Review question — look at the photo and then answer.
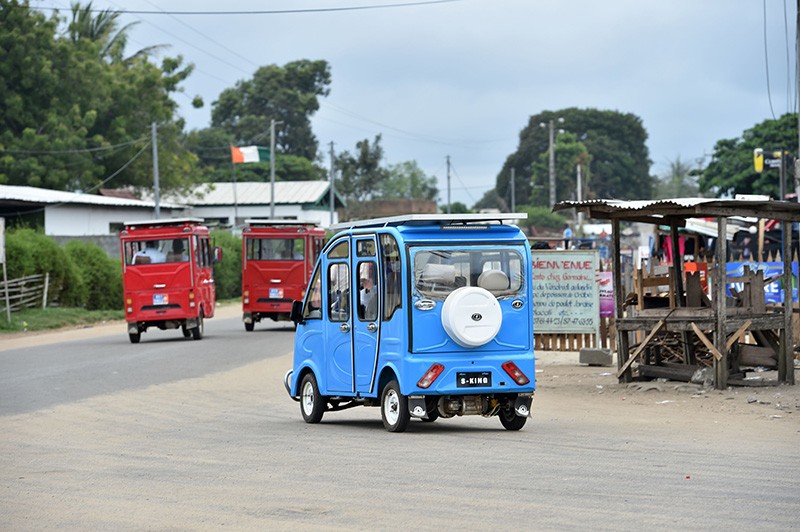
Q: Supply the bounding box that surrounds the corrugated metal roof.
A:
[176,181,332,206]
[0,184,180,209]
[554,197,800,222]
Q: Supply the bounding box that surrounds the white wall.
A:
[45,204,184,236]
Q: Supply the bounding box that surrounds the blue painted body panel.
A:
[289,221,535,398]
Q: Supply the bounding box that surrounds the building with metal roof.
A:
[164,181,344,228]
[0,184,183,236]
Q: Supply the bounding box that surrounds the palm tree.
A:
[67,2,163,63]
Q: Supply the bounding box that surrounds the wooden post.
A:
[714,217,728,389]
[42,271,49,309]
[612,218,631,381]
[779,220,795,384]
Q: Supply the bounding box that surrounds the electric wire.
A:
[4,140,153,217]
[1,136,150,155]
[36,0,463,16]
[764,0,777,119]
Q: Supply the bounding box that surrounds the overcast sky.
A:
[42,0,797,206]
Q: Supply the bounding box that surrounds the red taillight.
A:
[501,361,530,385]
[417,363,445,389]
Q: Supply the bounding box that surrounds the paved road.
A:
[0,307,295,415]
[1,309,798,530]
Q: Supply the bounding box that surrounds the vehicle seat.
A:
[477,270,509,291]
[134,255,151,265]
[420,263,456,285]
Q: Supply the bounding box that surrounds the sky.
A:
[38,0,798,206]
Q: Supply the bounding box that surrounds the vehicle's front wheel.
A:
[499,407,527,431]
[181,324,191,338]
[300,373,325,423]
[191,309,204,340]
[381,380,410,433]
[128,332,141,344]
[244,321,254,332]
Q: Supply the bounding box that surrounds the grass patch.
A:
[0,307,125,334]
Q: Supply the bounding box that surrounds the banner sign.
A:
[726,261,799,304]
[532,250,600,333]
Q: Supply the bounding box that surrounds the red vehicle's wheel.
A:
[191,309,204,340]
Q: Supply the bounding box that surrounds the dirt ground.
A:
[2,316,799,530]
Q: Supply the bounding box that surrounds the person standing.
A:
[562,223,573,249]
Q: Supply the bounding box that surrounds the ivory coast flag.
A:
[230,145,270,164]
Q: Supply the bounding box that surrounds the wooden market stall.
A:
[553,197,800,389]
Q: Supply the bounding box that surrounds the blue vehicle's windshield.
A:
[413,248,524,300]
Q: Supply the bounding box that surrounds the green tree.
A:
[497,108,653,208]
[379,161,439,201]
[655,156,699,199]
[67,1,161,62]
[529,131,592,206]
[211,60,331,160]
[0,1,197,192]
[698,113,798,198]
[335,135,388,219]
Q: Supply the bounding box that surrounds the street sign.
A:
[753,148,764,173]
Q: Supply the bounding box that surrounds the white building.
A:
[173,181,343,228]
[0,184,182,236]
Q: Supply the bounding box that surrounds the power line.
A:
[0,136,150,155]
[36,0,463,16]
[764,0,777,119]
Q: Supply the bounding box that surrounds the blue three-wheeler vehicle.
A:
[285,214,535,432]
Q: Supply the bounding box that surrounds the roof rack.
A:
[331,213,527,231]
[123,217,205,227]
[244,219,320,227]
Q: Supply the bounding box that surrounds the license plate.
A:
[456,371,492,388]
[269,288,284,299]
[153,293,168,305]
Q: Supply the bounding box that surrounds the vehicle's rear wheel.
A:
[381,380,410,433]
[191,309,204,340]
[128,332,141,344]
[244,321,254,332]
[499,407,527,431]
[300,373,325,423]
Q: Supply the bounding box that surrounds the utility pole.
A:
[329,141,336,226]
[510,167,516,212]
[446,155,451,214]
[151,122,160,219]
[796,0,800,200]
[547,120,556,208]
[576,164,583,232]
[269,119,277,219]
[540,117,563,208]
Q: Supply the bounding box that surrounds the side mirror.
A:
[213,246,223,264]
[290,300,304,325]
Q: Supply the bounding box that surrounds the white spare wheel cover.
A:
[441,286,502,348]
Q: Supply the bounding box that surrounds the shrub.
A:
[64,240,123,310]
[211,229,242,299]
[5,228,85,307]
[517,205,569,230]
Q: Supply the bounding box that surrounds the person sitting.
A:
[359,276,377,321]
[167,239,188,262]
[133,241,166,264]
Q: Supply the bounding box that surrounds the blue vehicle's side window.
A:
[303,269,323,320]
[328,263,350,322]
[380,234,402,321]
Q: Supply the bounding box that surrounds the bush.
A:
[5,228,85,306]
[211,229,242,299]
[64,240,123,310]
